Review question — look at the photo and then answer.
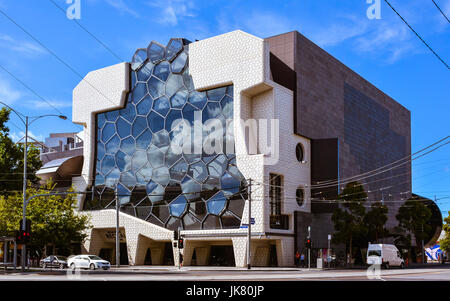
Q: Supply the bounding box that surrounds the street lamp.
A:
[0,101,67,270]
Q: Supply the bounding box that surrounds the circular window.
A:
[296,188,305,207]
[296,143,304,162]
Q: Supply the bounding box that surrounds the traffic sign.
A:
[240,224,249,229]
[250,218,255,225]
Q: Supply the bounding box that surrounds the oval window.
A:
[296,188,304,207]
[296,143,304,162]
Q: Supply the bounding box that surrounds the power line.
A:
[432,0,450,23]
[47,0,124,62]
[383,0,449,69]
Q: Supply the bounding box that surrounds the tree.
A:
[364,202,389,243]
[0,181,91,256]
[0,108,42,195]
[331,181,368,264]
[440,213,450,253]
[396,198,432,255]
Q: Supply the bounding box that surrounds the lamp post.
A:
[0,101,67,270]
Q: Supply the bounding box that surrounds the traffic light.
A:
[173,230,179,241]
[305,238,312,249]
[178,237,184,249]
[18,219,31,244]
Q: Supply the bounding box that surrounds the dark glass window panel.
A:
[131,187,148,206]
[202,214,221,230]
[169,194,187,217]
[136,129,152,150]
[132,116,147,137]
[146,180,164,203]
[188,91,207,110]
[166,38,183,61]
[100,187,115,208]
[166,217,183,231]
[136,206,152,220]
[221,211,241,229]
[132,83,148,104]
[296,188,305,207]
[147,42,165,63]
[152,201,170,223]
[181,102,196,124]
[182,68,194,91]
[153,61,170,82]
[131,48,147,70]
[120,136,135,156]
[120,171,137,188]
[97,113,106,129]
[136,61,153,82]
[101,122,116,142]
[116,117,131,138]
[95,173,105,186]
[183,213,201,230]
[153,96,170,117]
[148,77,164,99]
[227,195,245,218]
[170,90,188,108]
[120,204,136,217]
[165,145,182,170]
[181,175,201,201]
[136,95,152,116]
[136,162,152,184]
[165,74,183,99]
[171,51,187,73]
[165,109,182,132]
[105,167,120,187]
[269,173,282,216]
[147,214,164,226]
[97,142,106,161]
[152,166,170,187]
[147,111,164,133]
[206,191,227,215]
[295,143,304,162]
[226,86,233,96]
[202,176,221,192]
[189,200,206,221]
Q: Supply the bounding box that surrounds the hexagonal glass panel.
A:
[206,191,227,215]
[170,90,188,108]
[147,111,164,133]
[131,48,147,70]
[136,129,152,150]
[147,42,165,63]
[116,117,131,138]
[171,51,187,73]
[166,38,183,61]
[136,95,152,116]
[169,194,187,217]
[137,61,153,82]
[153,96,170,117]
[148,77,164,99]
[153,61,170,82]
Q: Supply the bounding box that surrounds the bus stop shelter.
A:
[0,236,18,270]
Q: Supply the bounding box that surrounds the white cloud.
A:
[0,34,46,57]
[104,0,140,18]
[10,130,44,143]
[0,78,22,104]
[147,0,196,26]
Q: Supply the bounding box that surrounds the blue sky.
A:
[0,0,449,216]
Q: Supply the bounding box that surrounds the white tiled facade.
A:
[72,30,311,267]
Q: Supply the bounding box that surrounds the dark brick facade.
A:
[266,31,412,247]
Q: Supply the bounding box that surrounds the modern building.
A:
[70,30,423,267]
[37,132,84,188]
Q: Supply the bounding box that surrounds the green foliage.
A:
[440,213,450,252]
[364,202,389,242]
[332,182,368,253]
[0,181,91,255]
[396,198,432,246]
[0,108,42,194]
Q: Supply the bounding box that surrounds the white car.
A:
[367,243,405,269]
[68,255,111,270]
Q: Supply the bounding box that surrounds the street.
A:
[1,265,450,281]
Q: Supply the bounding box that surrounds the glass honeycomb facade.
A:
[83,38,247,231]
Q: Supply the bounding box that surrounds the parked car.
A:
[366,243,405,269]
[40,255,68,269]
[67,255,111,270]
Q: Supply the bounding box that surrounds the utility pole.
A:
[178,227,181,269]
[247,178,252,270]
[21,116,28,271]
[327,234,331,269]
[422,223,425,264]
[116,196,120,268]
[308,226,311,270]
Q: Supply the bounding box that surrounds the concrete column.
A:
[124,229,139,266]
[232,237,248,268]
[277,238,295,267]
[182,240,194,266]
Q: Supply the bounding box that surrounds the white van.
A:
[366,243,405,269]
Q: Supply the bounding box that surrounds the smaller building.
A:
[36,132,84,188]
